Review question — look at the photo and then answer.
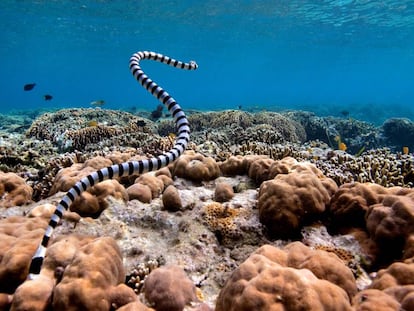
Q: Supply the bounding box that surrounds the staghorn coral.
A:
[0,172,33,207]
[126,257,163,295]
[315,148,414,187]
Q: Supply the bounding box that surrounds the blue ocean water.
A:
[1,0,413,125]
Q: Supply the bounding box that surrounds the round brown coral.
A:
[0,172,33,207]
[162,185,182,212]
[0,216,48,293]
[49,156,113,195]
[51,236,136,310]
[70,179,128,217]
[258,171,338,238]
[214,182,234,203]
[366,194,414,262]
[329,182,392,229]
[172,151,220,182]
[144,265,197,311]
[216,244,352,311]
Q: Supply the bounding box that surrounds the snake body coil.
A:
[28,51,198,278]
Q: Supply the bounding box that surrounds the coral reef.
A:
[2,108,414,310]
[382,117,414,151]
[26,108,156,152]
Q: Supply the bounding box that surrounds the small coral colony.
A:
[0,52,414,310]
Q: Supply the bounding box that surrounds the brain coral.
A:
[258,171,338,238]
[216,244,353,311]
[0,172,33,207]
[172,150,220,182]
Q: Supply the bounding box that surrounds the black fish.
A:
[24,83,36,91]
[340,110,350,117]
[44,94,53,101]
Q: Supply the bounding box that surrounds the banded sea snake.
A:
[28,51,198,279]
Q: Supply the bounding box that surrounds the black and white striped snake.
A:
[28,51,198,279]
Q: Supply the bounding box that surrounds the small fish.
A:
[44,94,53,101]
[136,120,146,127]
[24,83,36,91]
[340,110,350,117]
[88,120,98,127]
[90,100,105,107]
[338,142,347,151]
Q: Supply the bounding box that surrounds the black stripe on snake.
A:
[28,51,198,279]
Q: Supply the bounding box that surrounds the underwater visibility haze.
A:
[0,0,414,124]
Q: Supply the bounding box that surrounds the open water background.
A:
[1,0,413,125]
